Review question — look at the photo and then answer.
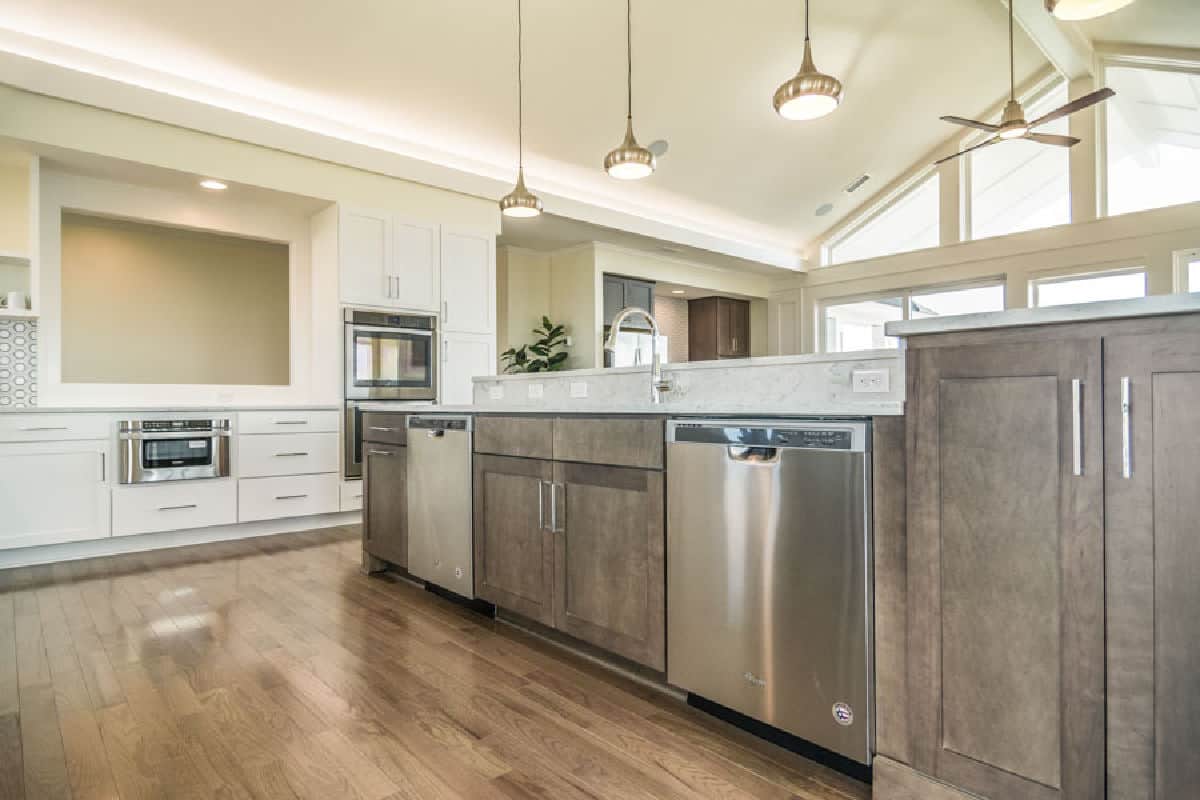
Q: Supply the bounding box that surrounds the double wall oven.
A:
[344,309,437,478]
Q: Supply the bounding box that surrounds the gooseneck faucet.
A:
[603,306,672,404]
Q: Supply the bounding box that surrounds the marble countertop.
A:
[0,405,341,414]
[357,402,891,417]
[886,294,1200,337]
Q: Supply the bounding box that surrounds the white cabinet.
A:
[340,479,364,512]
[238,409,340,434]
[338,206,438,313]
[112,480,237,537]
[239,474,339,522]
[0,441,110,549]
[440,227,495,334]
[238,432,339,478]
[0,413,110,442]
[441,331,494,406]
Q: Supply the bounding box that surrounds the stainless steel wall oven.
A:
[118,418,232,484]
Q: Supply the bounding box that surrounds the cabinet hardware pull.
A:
[549,481,558,533]
[367,449,393,456]
[443,300,449,324]
[538,480,545,530]
[368,426,398,432]
[1071,379,1083,477]
[20,426,68,431]
[274,420,307,426]
[274,452,309,457]
[275,494,308,500]
[159,504,197,511]
[1121,377,1132,479]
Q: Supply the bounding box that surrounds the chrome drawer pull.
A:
[20,426,69,432]
[274,420,308,425]
[274,452,309,457]
[1071,379,1083,477]
[1121,377,1132,479]
[368,426,399,432]
[275,494,308,501]
[367,449,393,456]
[538,480,545,530]
[158,504,198,511]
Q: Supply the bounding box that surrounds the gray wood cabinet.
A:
[553,461,666,670]
[603,274,655,327]
[363,441,408,569]
[1104,330,1200,799]
[473,454,555,625]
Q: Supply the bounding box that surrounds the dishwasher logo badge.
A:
[832,702,854,727]
[742,672,767,689]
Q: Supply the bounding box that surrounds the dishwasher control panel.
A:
[671,422,858,451]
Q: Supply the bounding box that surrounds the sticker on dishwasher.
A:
[832,702,854,726]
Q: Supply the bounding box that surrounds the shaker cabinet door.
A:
[1104,329,1200,800]
[363,442,407,567]
[905,339,1104,800]
[473,454,555,625]
[339,207,392,308]
[552,461,665,670]
[441,228,494,334]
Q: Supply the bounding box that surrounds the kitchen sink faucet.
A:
[603,306,672,404]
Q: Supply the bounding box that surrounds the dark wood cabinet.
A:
[362,441,408,569]
[553,461,665,670]
[689,296,750,360]
[903,338,1104,800]
[602,274,655,327]
[473,454,555,625]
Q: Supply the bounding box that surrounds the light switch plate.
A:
[569,381,588,399]
[488,384,504,400]
[852,369,890,393]
[527,383,545,399]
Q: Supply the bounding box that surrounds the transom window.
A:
[825,173,940,265]
[822,280,1005,352]
[1030,268,1147,308]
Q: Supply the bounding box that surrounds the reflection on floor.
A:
[0,525,869,799]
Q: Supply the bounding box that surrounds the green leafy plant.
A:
[500,316,569,373]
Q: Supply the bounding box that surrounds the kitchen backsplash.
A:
[0,319,37,408]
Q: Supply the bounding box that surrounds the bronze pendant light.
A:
[604,0,655,180]
[500,0,543,217]
[773,0,843,121]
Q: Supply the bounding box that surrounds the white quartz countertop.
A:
[886,294,1200,337]
[0,405,341,414]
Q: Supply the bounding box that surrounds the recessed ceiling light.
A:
[199,179,227,191]
[671,289,686,294]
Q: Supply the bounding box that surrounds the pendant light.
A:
[500,0,542,218]
[1045,0,1136,21]
[773,0,843,121]
[604,0,655,180]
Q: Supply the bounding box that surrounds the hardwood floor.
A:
[0,526,870,800]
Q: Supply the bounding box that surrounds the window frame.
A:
[818,276,1007,353]
[1027,265,1149,309]
[1175,248,1200,293]
[820,168,941,267]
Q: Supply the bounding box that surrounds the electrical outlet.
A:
[570,381,588,399]
[852,369,890,393]
[527,383,544,399]
[488,384,504,400]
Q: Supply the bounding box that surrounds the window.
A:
[1105,64,1200,216]
[827,173,940,265]
[823,280,1005,352]
[1031,269,1147,308]
[971,82,1071,239]
[1188,257,1200,292]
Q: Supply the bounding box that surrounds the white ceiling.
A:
[0,1,1187,270]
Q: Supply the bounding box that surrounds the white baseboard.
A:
[0,511,362,570]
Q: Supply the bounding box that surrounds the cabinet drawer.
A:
[474,415,553,459]
[239,474,339,522]
[238,432,339,477]
[0,413,110,442]
[553,417,664,469]
[113,479,237,537]
[340,479,364,512]
[362,412,408,445]
[238,410,339,435]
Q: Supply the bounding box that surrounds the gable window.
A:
[1030,268,1147,308]
[1105,63,1200,216]
[822,279,1005,352]
[826,173,940,265]
[970,81,1071,240]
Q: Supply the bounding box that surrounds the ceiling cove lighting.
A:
[604,0,655,180]
[1045,0,1136,21]
[773,0,844,121]
[199,179,227,190]
[500,0,543,218]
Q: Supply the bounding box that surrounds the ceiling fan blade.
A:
[1029,88,1116,129]
[934,136,1001,165]
[941,115,1000,133]
[1025,132,1081,147]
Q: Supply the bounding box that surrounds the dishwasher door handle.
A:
[727,446,781,463]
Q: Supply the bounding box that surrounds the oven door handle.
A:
[349,324,435,337]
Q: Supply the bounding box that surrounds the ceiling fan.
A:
[934,0,1115,165]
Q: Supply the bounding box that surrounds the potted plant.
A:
[500,317,569,373]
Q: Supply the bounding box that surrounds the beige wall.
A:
[0,154,31,255]
[497,246,551,362]
[60,213,290,385]
[549,245,601,370]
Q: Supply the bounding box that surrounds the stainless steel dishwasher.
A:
[406,415,475,599]
[667,419,873,767]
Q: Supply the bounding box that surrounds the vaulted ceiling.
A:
[0,1,1186,269]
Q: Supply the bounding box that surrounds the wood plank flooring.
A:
[0,526,870,800]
